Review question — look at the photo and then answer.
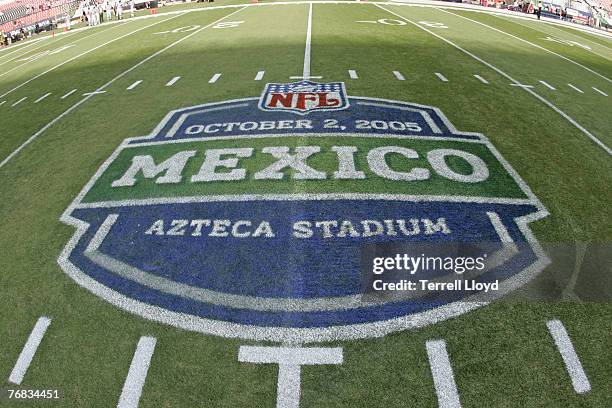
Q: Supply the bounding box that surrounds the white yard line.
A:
[254,70,265,81]
[0,100,6,106]
[348,69,358,79]
[567,83,584,93]
[393,70,405,80]
[546,320,591,394]
[437,8,612,84]
[0,18,175,100]
[303,2,313,78]
[61,89,78,99]
[474,74,488,84]
[539,80,556,90]
[8,317,52,385]
[376,4,612,156]
[592,87,608,96]
[208,73,221,83]
[0,7,247,171]
[117,336,157,408]
[165,76,181,86]
[289,3,321,80]
[435,72,448,82]
[11,97,27,107]
[426,340,461,408]
[34,92,52,103]
[127,80,143,90]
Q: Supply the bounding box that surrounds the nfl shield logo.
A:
[259,80,349,114]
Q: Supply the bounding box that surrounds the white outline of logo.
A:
[58,96,550,343]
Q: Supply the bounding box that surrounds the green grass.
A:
[0,1,610,407]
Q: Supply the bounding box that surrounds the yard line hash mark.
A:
[117,336,157,408]
[435,72,448,82]
[0,100,6,106]
[61,89,78,99]
[303,3,313,78]
[376,4,611,156]
[547,320,591,394]
[127,80,143,90]
[539,80,556,90]
[82,91,107,96]
[0,7,247,171]
[426,340,461,408]
[568,83,584,93]
[254,71,265,81]
[34,92,52,103]
[474,74,489,84]
[209,73,221,83]
[393,71,405,80]
[9,317,52,385]
[348,69,358,79]
[166,76,181,86]
[11,97,27,106]
[592,87,608,96]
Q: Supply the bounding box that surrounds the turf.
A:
[0,1,610,407]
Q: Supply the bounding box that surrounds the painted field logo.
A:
[59,83,549,342]
[259,80,348,114]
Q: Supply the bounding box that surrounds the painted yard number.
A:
[212,21,244,29]
[356,19,448,28]
[18,44,75,62]
[356,19,406,25]
[154,21,243,34]
[542,36,591,50]
[418,21,448,29]
[154,25,201,34]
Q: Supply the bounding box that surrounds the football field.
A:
[0,1,611,406]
